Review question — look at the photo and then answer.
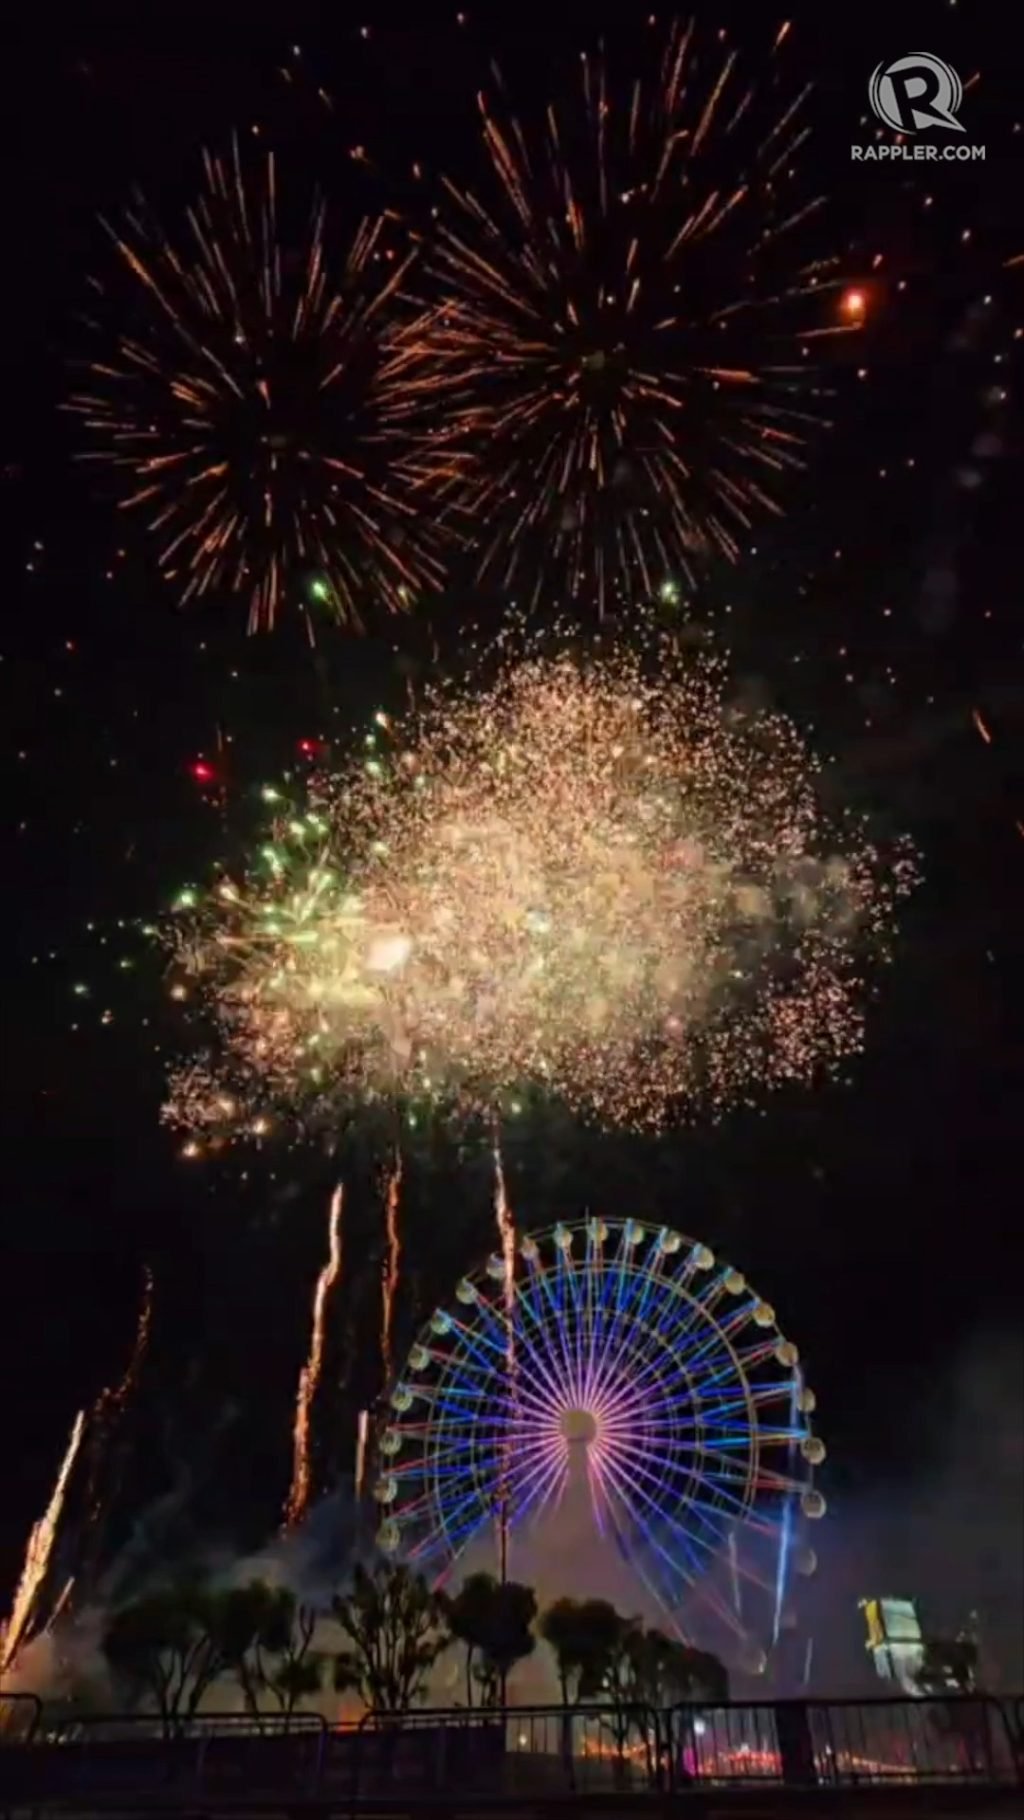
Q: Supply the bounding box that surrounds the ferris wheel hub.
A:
[560,1405,599,1445]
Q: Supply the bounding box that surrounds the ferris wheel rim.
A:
[377,1215,821,1626]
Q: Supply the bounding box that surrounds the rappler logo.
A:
[852,54,984,162]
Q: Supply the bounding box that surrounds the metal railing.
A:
[1,1692,1021,1809]
[0,1709,328,1811]
[0,1690,41,1743]
[348,1702,664,1804]
[664,1694,1021,1790]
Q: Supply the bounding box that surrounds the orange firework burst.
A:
[423,22,846,609]
[67,136,452,634]
[162,626,915,1141]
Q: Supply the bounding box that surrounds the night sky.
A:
[4,4,1022,1680]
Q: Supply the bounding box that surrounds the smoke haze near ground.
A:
[796,1327,1024,1693]
[7,1330,1020,1717]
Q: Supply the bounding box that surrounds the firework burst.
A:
[162,627,913,1142]
[422,21,847,610]
[68,136,452,634]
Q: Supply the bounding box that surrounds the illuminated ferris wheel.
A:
[376,1218,824,1655]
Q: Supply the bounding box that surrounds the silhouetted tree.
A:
[443,1573,536,1707]
[102,1580,253,1736]
[222,1582,323,1730]
[443,1573,535,1707]
[539,1597,623,1703]
[332,1562,448,1714]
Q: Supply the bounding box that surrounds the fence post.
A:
[775,1699,817,1787]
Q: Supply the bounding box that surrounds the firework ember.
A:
[67,136,451,633]
[163,633,914,1139]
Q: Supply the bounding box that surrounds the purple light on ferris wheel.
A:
[376,1218,826,1644]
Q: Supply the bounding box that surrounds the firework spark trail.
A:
[47,1577,76,1630]
[1,1411,86,1676]
[420,22,847,610]
[728,1529,743,1622]
[492,1127,517,1580]
[355,1408,371,1501]
[772,1373,802,1645]
[381,1150,403,1383]
[492,1129,517,1325]
[86,1265,154,1520]
[68,136,455,633]
[119,1266,155,1403]
[284,1184,343,1530]
[66,1266,156,1613]
[164,634,915,1146]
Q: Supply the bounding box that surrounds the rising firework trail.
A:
[284,1184,343,1529]
[492,1128,516,1319]
[380,1150,403,1384]
[71,1266,155,1609]
[1,1411,86,1676]
[492,1126,517,1582]
[355,1408,371,1501]
[85,1266,154,1522]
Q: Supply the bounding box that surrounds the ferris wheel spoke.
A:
[585,1240,663,1408]
[605,1327,731,1406]
[446,1303,572,1421]
[632,1247,671,1342]
[599,1420,756,1540]
[509,1437,570,1528]
[511,1272,598,1415]
[435,1426,567,1555]
[576,1245,592,1407]
[592,1226,670,1406]
[485,1271,590,1419]
[561,1245,587,1404]
[681,1315,761,1381]
[421,1430,562,1544]
[754,1463,809,1497]
[525,1255,583,1403]
[592,1443,722,1591]
[604,1328,750,1426]
[581,1234,602,1407]
[717,1298,761,1337]
[425,1365,555,1433]
[592,1280,728,1408]
[750,1380,802,1407]
[590,1463,708,1640]
[596,1420,755,1483]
